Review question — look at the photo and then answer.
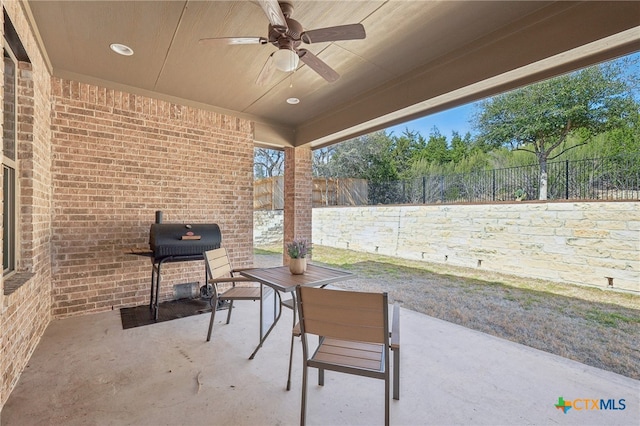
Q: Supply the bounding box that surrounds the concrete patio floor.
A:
[2,289,639,426]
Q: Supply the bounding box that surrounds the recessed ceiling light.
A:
[286,97,300,105]
[110,43,134,56]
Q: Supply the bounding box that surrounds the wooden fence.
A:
[254,177,368,210]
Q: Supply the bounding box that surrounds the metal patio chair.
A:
[295,285,400,426]
[204,248,261,341]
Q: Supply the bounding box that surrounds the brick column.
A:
[283,146,312,264]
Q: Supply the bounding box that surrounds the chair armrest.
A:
[390,304,400,350]
[231,267,258,273]
[208,277,252,285]
[230,269,262,284]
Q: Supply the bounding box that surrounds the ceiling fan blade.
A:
[257,0,288,32]
[199,37,268,46]
[298,49,339,83]
[256,53,276,86]
[301,23,366,44]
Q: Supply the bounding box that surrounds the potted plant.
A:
[286,237,310,275]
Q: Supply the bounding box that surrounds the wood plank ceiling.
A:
[23,1,640,148]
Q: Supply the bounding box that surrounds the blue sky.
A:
[386,52,640,140]
[386,102,478,139]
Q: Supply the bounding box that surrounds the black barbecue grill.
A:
[149,223,221,259]
[145,222,222,320]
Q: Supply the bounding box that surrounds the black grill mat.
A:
[120,298,211,329]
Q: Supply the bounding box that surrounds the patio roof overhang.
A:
[22,1,640,149]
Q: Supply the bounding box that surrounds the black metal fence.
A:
[368,153,640,205]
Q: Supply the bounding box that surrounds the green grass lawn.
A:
[255,244,640,379]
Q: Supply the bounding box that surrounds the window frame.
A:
[3,40,18,277]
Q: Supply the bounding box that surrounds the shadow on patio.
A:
[2,263,638,425]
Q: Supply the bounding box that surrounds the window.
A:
[3,44,17,275]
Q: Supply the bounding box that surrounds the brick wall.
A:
[313,202,640,292]
[0,1,273,413]
[283,146,312,261]
[1,1,53,412]
[49,79,255,318]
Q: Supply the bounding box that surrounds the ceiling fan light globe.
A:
[272,49,299,72]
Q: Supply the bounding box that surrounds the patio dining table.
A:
[240,263,354,388]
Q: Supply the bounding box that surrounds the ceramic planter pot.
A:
[289,257,307,275]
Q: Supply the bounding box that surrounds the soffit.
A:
[22,1,640,148]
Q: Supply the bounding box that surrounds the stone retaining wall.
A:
[256,202,640,292]
[254,210,284,246]
[313,202,639,292]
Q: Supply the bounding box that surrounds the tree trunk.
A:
[539,156,548,200]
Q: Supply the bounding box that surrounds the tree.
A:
[389,128,426,177]
[474,58,639,199]
[313,131,397,182]
[604,109,640,157]
[254,148,284,178]
[449,131,474,163]
[413,127,451,165]
[312,146,335,177]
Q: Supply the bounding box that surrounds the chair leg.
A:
[225,300,234,324]
[206,297,218,341]
[317,335,325,385]
[300,364,308,426]
[385,375,390,426]
[286,332,296,391]
[393,347,400,400]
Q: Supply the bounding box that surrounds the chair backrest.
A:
[204,248,232,280]
[296,286,388,344]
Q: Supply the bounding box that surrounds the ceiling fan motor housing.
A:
[269,17,303,52]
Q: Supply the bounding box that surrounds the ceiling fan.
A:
[199,0,366,85]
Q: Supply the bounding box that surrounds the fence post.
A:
[322,177,326,205]
[402,180,406,203]
[422,176,426,204]
[440,175,445,203]
[271,177,275,210]
[565,160,569,200]
[492,169,496,201]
